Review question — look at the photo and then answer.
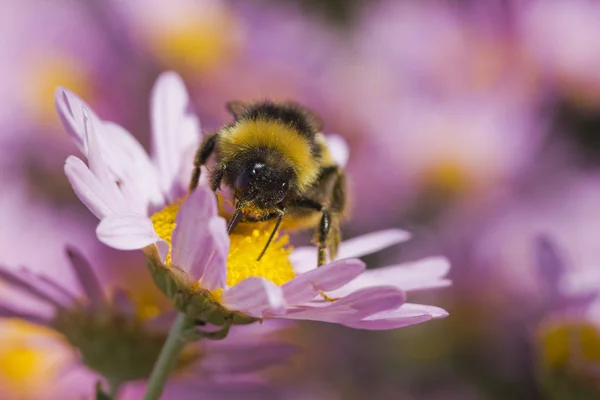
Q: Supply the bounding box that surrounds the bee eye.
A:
[235,163,265,192]
[235,171,252,192]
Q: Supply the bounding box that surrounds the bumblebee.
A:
[189,100,347,266]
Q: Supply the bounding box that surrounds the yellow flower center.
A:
[0,320,63,397]
[150,199,183,264]
[424,160,470,195]
[539,319,600,369]
[25,55,92,127]
[150,200,295,289]
[227,229,294,287]
[147,10,239,73]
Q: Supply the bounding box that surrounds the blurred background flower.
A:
[5,0,600,398]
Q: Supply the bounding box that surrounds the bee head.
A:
[234,162,292,207]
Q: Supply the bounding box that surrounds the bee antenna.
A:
[257,209,285,262]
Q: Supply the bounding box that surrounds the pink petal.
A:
[401,303,449,319]
[291,229,411,273]
[171,186,228,284]
[83,109,123,202]
[200,217,229,290]
[57,88,153,214]
[112,288,136,317]
[0,304,52,327]
[327,256,451,298]
[343,303,448,330]
[0,265,66,308]
[103,122,164,212]
[281,286,405,324]
[325,133,350,168]
[171,117,202,200]
[64,156,119,219]
[222,278,286,318]
[282,259,366,304]
[66,247,106,309]
[81,109,131,222]
[96,214,168,259]
[55,87,101,154]
[150,72,201,201]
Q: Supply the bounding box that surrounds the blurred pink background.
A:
[3,0,600,398]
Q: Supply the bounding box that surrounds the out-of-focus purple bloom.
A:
[0,248,297,399]
[533,235,600,390]
[516,1,600,107]
[475,173,600,300]
[535,235,600,315]
[321,0,545,230]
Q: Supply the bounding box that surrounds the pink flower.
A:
[139,183,449,331]
[57,71,449,332]
[56,71,349,262]
[56,71,202,260]
[0,248,297,399]
[517,1,600,106]
[534,235,600,383]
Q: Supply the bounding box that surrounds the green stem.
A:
[143,313,189,400]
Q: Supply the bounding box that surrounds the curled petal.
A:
[327,256,451,298]
[55,87,101,154]
[282,259,365,304]
[343,303,448,330]
[96,214,167,259]
[291,229,411,273]
[222,278,286,318]
[103,122,164,212]
[172,186,227,284]
[64,156,119,219]
[200,217,229,290]
[151,71,201,201]
[282,286,406,323]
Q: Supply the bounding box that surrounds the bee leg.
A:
[305,166,346,261]
[189,133,218,192]
[316,209,331,266]
[328,168,346,260]
[210,164,225,192]
[291,198,331,267]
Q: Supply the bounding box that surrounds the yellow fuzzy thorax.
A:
[219,119,320,191]
[150,199,295,290]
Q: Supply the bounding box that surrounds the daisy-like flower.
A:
[0,248,297,399]
[57,71,449,337]
[534,236,600,397]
